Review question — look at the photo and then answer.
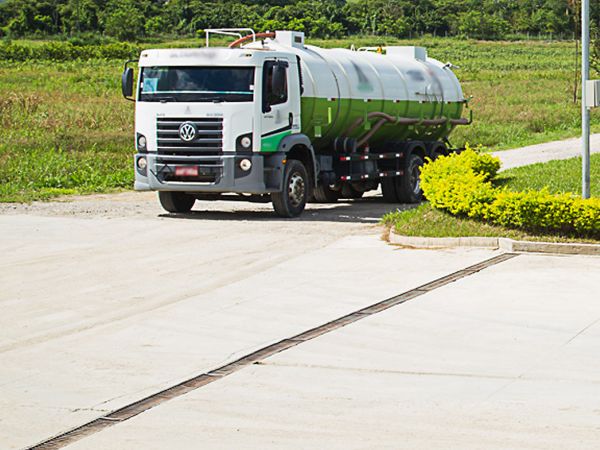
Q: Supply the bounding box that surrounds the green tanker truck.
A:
[122,29,469,217]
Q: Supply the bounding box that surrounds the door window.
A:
[263,61,288,112]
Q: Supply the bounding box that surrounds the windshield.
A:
[139,66,255,102]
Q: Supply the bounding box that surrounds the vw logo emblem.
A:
[178,122,197,142]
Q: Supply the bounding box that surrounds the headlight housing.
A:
[135,155,147,176]
[236,133,253,153]
[137,157,147,170]
[137,133,147,152]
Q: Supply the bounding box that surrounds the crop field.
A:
[1,37,599,202]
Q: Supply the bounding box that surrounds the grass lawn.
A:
[384,204,600,243]
[497,153,600,196]
[383,203,531,239]
[385,154,600,242]
[1,37,600,202]
[0,60,133,202]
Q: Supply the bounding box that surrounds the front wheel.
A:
[272,159,309,218]
[158,191,195,213]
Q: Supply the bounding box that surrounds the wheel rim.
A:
[410,164,421,195]
[288,172,305,207]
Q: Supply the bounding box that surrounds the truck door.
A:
[260,59,300,152]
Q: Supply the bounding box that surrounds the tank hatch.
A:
[273,31,305,49]
[386,46,427,61]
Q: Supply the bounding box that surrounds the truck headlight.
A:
[137,156,147,170]
[239,159,252,171]
[236,133,253,153]
[241,136,252,148]
[137,133,147,152]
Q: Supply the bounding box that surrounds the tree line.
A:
[0,0,597,42]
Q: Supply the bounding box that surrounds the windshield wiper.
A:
[195,95,225,103]
[144,96,177,103]
[158,96,177,103]
[201,94,252,102]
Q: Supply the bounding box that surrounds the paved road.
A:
[493,133,600,170]
[1,193,497,449]
[68,253,600,450]
[1,137,599,449]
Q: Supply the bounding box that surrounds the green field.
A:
[1,37,598,202]
[497,154,600,196]
[0,59,132,202]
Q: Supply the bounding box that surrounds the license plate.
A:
[175,166,198,177]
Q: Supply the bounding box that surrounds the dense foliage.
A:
[0,0,593,41]
[420,146,600,236]
[0,41,141,60]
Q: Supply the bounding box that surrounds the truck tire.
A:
[381,178,399,203]
[313,183,340,203]
[396,153,424,203]
[158,191,196,213]
[272,159,309,217]
[428,141,447,161]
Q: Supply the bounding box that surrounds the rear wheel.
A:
[428,141,447,161]
[158,191,196,213]
[396,153,424,203]
[381,178,399,203]
[312,182,340,203]
[272,159,309,218]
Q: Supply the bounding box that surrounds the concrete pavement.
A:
[66,253,600,450]
[492,133,600,170]
[0,204,496,449]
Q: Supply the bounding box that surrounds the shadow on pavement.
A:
[159,196,417,224]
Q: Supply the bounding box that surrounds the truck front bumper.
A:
[134,152,283,194]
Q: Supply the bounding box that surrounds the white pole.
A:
[582,0,591,198]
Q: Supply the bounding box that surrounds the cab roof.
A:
[138,47,292,67]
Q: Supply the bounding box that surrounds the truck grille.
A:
[156,117,223,155]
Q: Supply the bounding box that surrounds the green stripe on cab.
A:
[261,130,292,153]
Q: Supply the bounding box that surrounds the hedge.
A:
[0,42,142,61]
[420,145,600,236]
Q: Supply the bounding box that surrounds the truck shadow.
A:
[158,195,417,224]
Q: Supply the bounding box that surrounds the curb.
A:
[388,230,600,256]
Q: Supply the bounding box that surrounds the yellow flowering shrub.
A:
[420,145,600,236]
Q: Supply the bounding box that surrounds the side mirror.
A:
[121,67,134,100]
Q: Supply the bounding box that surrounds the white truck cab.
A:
[125,39,306,216]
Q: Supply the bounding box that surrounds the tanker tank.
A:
[261,32,467,151]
